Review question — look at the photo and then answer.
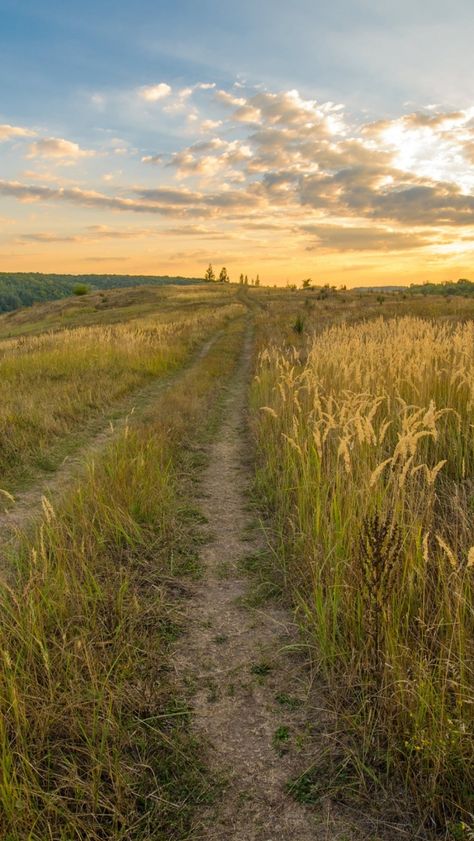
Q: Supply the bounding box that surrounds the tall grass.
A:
[0,302,243,488]
[0,318,246,839]
[252,316,474,830]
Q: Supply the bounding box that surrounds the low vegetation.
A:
[0,310,246,839]
[252,312,474,831]
[0,293,243,490]
[408,277,474,297]
[0,272,204,314]
[0,281,472,838]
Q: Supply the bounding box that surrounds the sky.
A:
[0,0,473,286]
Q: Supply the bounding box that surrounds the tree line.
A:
[0,272,204,314]
[204,264,261,286]
[408,278,474,296]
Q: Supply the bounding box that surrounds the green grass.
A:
[0,287,244,491]
[250,661,273,677]
[251,304,474,833]
[0,316,247,839]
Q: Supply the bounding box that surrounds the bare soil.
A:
[173,327,399,840]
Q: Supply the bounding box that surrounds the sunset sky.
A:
[0,0,473,286]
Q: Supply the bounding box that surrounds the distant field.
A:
[0,283,243,490]
[0,270,205,314]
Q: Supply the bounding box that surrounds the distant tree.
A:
[244,275,249,285]
[204,263,215,282]
[239,273,244,284]
[301,278,312,289]
[219,267,229,283]
[255,274,260,287]
[73,283,90,296]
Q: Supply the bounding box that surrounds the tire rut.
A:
[0,329,222,574]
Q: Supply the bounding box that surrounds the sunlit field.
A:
[0,285,246,839]
[0,282,472,839]
[252,300,474,828]
[0,285,243,490]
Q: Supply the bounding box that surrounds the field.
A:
[0,283,472,839]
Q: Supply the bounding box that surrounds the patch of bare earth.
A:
[173,329,399,841]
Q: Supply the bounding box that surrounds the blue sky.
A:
[2,1,473,118]
[0,0,473,284]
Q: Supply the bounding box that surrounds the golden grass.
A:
[0,316,246,839]
[252,314,474,830]
[0,300,243,489]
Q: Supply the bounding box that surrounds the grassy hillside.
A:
[0,271,204,314]
[0,284,243,490]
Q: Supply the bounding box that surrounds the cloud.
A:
[163,86,193,114]
[3,82,474,265]
[27,137,96,161]
[80,256,130,262]
[138,83,172,102]
[18,225,155,244]
[200,119,223,133]
[161,137,252,179]
[0,124,36,141]
[302,224,432,252]
[19,232,79,243]
[0,179,172,214]
[0,178,254,219]
[214,90,247,108]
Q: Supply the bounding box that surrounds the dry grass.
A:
[0,298,243,489]
[252,313,474,834]
[0,316,246,839]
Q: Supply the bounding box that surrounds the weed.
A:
[251,660,273,677]
[275,692,303,710]
[292,314,305,334]
[273,725,291,754]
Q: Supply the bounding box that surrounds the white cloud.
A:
[2,82,474,254]
[200,119,223,133]
[138,82,172,102]
[27,137,96,161]
[214,90,246,107]
[0,124,36,141]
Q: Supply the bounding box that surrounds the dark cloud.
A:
[302,223,432,252]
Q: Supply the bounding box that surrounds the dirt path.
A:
[173,327,376,840]
[0,330,221,571]
[173,324,420,840]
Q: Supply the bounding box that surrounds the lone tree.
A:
[204,263,215,282]
[239,273,244,284]
[301,278,312,289]
[219,267,230,283]
[255,274,260,287]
